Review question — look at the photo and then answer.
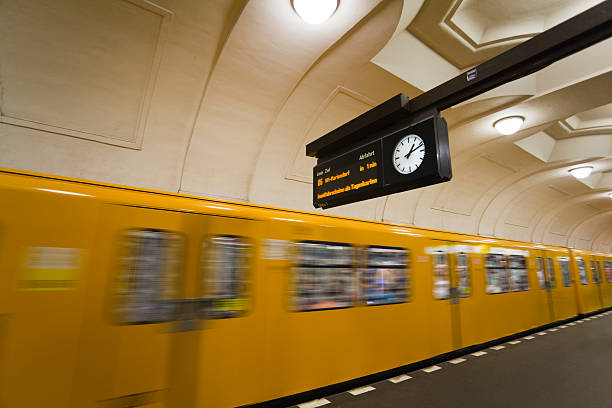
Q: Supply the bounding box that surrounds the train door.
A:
[555,255,578,319]
[168,212,262,408]
[71,204,187,408]
[574,255,593,313]
[573,253,603,314]
[430,242,473,349]
[602,258,612,306]
[537,251,555,321]
[588,257,604,309]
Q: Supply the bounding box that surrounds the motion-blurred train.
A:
[0,168,610,408]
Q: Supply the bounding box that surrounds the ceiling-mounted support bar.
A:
[306,0,612,159]
[409,0,612,114]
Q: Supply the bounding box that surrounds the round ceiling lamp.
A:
[569,166,593,179]
[293,0,338,24]
[493,116,524,135]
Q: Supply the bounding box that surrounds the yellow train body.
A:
[0,168,610,407]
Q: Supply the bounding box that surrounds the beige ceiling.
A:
[0,0,610,251]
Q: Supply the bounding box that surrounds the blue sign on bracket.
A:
[466,68,477,81]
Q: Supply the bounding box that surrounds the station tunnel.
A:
[0,0,611,407]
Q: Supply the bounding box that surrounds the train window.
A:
[536,257,546,289]
[114,229,183,325]
[433,252,450,299]
[590,260,600,284]
[546,258,556,288]
[455,252,471,297]
[486,253,509,294]
[508,255,529,291]
[605,261,612,283]
[577,258,588,285]
[292,241,354,311]
[362,246,410,305]
[201,236,251,318]
[559,259,572,287]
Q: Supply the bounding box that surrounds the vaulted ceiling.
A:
[0,0,610,251]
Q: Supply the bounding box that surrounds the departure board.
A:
[313,140,382,208]
[313,114,451,209]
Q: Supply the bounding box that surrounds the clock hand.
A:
[405,141,424,159]
[404,143,417,159]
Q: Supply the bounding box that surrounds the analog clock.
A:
[392,134,425,174]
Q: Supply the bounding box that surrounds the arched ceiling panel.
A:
[593,227,612,252]
[179,0,388,201]
[287,88,377,184]
[531,191,607,241]
[567,210,612,250]
[248,0,413,218]
[405,0,603,68]
[548,203,602,245]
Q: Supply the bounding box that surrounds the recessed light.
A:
[293,0,338,24]
[569,166,593,179]
[493,116,524,135]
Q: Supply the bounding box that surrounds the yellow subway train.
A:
[0,168,610,408]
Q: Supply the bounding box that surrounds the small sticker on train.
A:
[263,239,288,260]
[21,247,83,290]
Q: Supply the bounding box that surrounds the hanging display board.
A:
[313,112,451,209]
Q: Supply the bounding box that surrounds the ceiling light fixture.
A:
[608,192,612,199]
[568,166,593,179]
[293,0,338,24]
[493,116,524,135]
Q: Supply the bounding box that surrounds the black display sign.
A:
[313,140,382,207]
[313,113,451,209]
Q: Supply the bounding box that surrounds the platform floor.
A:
[295,311,612,408]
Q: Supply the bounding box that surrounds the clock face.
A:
[392,134,425,174]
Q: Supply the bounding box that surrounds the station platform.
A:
[295,311,612,408]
